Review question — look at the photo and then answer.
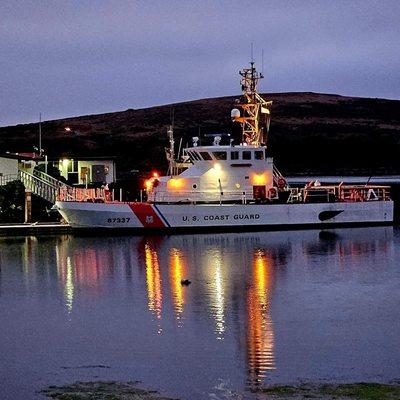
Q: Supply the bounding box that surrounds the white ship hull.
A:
[55,200,394,231]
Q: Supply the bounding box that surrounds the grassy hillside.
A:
[1,92,400,177]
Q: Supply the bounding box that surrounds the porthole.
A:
[192,184,198,189]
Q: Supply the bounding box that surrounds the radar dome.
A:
[231,108,240,120]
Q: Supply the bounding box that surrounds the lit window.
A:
[212,151,227,160]
[67,159,73,173]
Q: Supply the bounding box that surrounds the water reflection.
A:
[246,249,275,388]
[56,239,74,314]
[169,248,186,325]
[144,240,163,334]
[209,250,226,339]
[136,234,279,386]
[0,226,396,398]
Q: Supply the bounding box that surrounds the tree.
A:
[0,180,25,222]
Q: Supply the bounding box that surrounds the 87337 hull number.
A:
[107,217,130,223]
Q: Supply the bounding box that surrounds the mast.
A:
[235,62,272,146]
[167,125,175,176]
[39,112,42,156]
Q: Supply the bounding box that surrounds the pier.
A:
[0,222,71,236]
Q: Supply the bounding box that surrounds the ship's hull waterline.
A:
[55,200,394,231]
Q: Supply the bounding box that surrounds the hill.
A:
[1,92,400,176]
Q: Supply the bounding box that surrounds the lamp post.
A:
[39,113,42,157]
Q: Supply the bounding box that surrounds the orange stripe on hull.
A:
[129,203,166,228]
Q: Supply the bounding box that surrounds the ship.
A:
[55,61,394,231]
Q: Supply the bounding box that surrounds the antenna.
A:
[38,112,42,156]
[177,137,183,162]
[237,57,272,145]
[167,107,176,176]
[261,49,264,76]
[251,42,254,63]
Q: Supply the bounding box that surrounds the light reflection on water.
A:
[0,227,399,400]
[246,249,275,389]
[169,248,186,325]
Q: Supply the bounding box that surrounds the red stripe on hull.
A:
[129,203,166,228]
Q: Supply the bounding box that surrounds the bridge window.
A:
[199,151,212,160]
[187,151,195,161]
[242,151,252,160]
[192,152,202,161]
[255,151,264,160]
[213,151,227,160]
[187,151,200,161]
[230,151,239,160]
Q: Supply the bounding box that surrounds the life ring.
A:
[268,187,279,200]
[277,178,286,188]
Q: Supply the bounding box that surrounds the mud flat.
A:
[40,381,400,400]
[41,381,178,400]
[257,382,400,399]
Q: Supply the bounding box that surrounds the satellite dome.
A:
[231,108,240,120]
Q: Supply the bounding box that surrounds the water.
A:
[1,227,400,399]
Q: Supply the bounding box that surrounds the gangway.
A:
[18,169,72,204]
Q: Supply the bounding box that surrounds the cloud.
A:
[1,0,399,126]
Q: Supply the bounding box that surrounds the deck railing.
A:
[273,165,290,189]
[288,184,391,203]
[149,190,254,204]
[57,186,107,202]
[56,184,392,204]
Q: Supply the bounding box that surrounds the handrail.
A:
[32,169,72,189]
[57,187,106,202]
[149,189,253,204]
[56,184,392,205]
[18,170,58,203]
[273,165,290,189]
[288,184,391,203]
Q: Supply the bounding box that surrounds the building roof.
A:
[55,156,117,161]
[0,152,117,162]
[0,152,43,161]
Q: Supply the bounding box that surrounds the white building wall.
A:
[77,160,115,185]
[0,157,18,177]
[58,159,116,185]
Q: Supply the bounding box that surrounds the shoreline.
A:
[40,380,400,400]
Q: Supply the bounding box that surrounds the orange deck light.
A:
[168,178,184,189]
[252,173,267,186]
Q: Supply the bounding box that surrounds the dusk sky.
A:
[1,0,399,127]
